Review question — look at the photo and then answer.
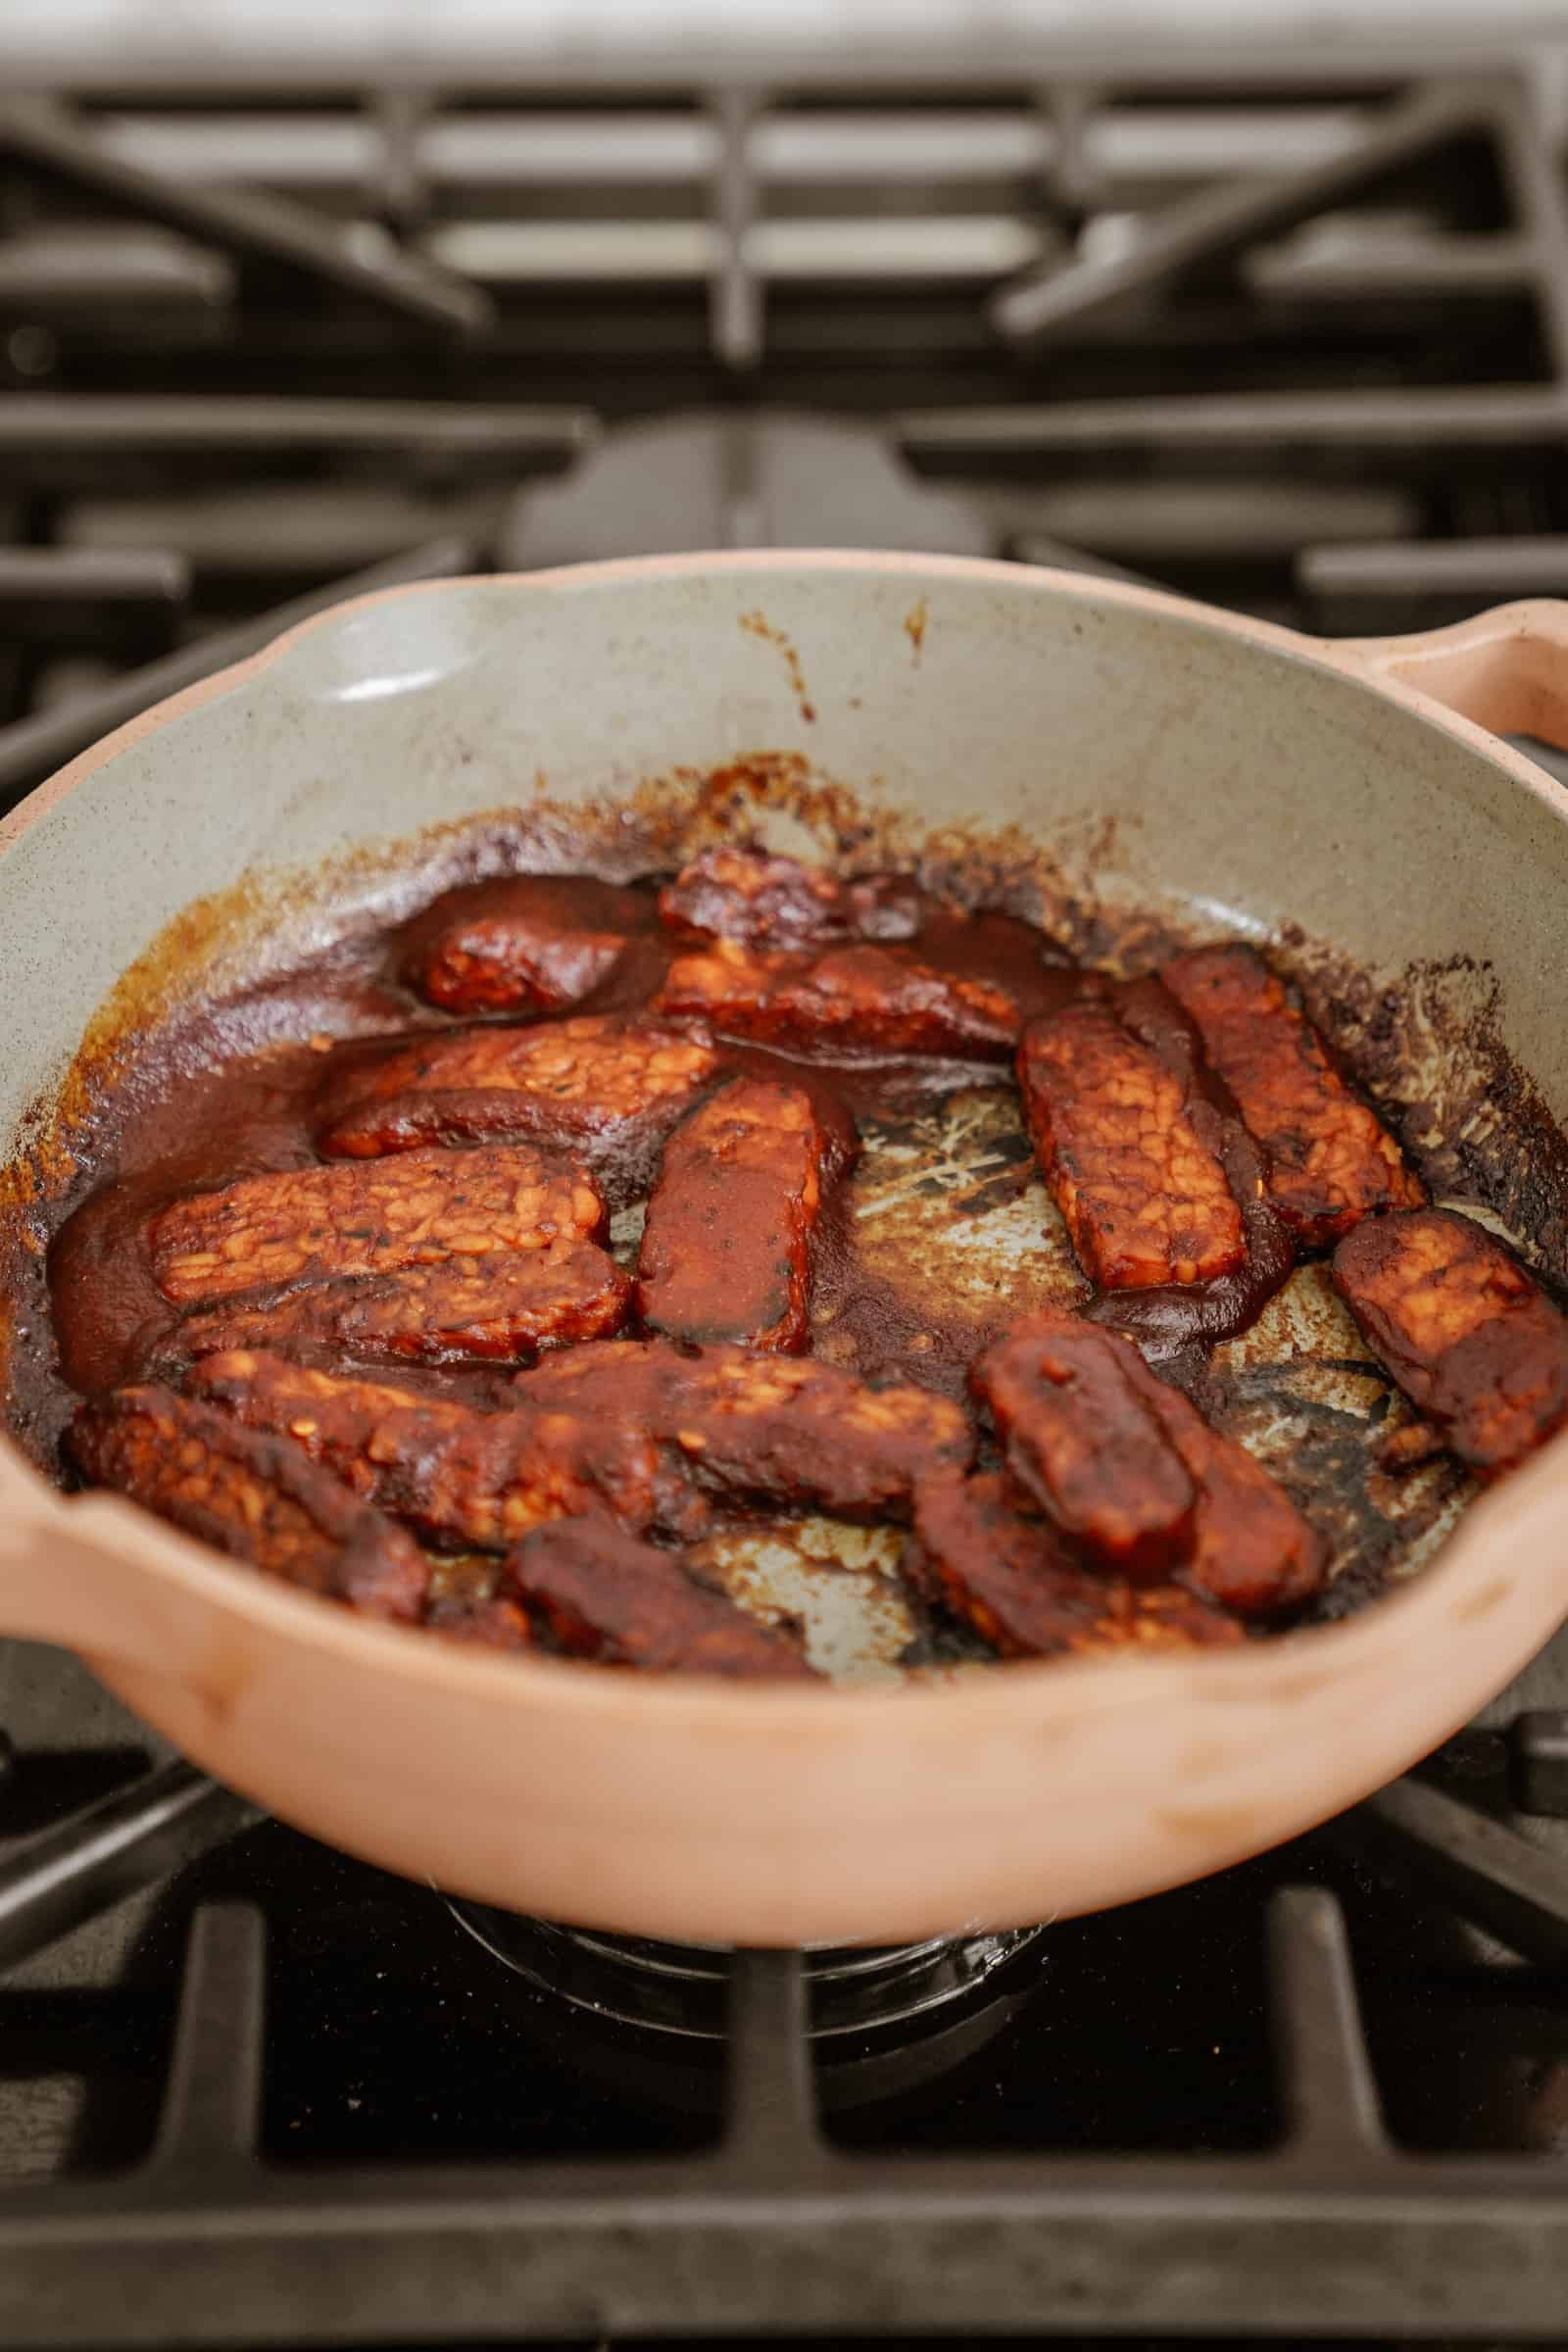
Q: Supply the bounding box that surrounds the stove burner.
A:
[445,1901,1046,2112]
[447,1900,1041,2038]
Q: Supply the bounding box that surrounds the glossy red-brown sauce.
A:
[17,870,1298,1494]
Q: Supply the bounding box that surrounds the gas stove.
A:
[6,38,1568,2348]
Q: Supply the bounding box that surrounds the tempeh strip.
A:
[507,1514,817,1679]
[318,1014,719,1202]
[167,1238,630,1368]
[908,1471,1245,1659]
[405,875,646,1014]
[71,1384,428,1621]
[636,1078,858,1349]
[1017,999,1245,1288]
[656,939,1021,1059]
[152,1146,604,1306]
[513,1338,973,1522]
[973,1313,1327,1614]
[1333,1206,1568,1478]
[659,846,919,947]
[186,1349,698,1547]
[973,1315,1196,1572]
[1161,943,1423,1246]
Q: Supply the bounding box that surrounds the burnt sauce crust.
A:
[5,811,1561,1678]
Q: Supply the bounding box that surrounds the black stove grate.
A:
[8,55,1568,808]
[4,1724,1568,2345]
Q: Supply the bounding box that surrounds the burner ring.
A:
[446,1899,1043,2041]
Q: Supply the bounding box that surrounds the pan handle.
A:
[1326,598,1568,754]
[0,1450,79,1643]
[0,1449,200,1679]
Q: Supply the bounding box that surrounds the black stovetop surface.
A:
[1,1723,1562,2180]
[5,1627,1568,2344]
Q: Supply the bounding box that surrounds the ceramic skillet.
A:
[0,553,1565,1944]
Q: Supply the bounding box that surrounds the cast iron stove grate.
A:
[10,56,1568,804]
[4,1700,1568,2345]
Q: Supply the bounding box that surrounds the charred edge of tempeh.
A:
[70,1383,428,1620]
[184,1348,701,1550]
[908,1469,1246,1659]
[972,1313,1327,1615]
[1161,942,1424,1247]
[505,1512,818,1679]
[658,846,920,949]
[1333,1205,1568,1478]
[512,1338,974,1522]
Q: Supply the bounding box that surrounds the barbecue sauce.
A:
[24,868,1299,1475]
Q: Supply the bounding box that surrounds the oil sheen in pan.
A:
[672,1085,1477,1684]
